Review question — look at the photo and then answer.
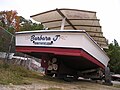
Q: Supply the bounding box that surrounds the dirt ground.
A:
[0,78,120,90]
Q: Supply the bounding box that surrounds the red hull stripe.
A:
[16,46,105,68]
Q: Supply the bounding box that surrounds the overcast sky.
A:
[0,0,120,44]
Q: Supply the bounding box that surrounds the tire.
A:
[104,67,113,85]
[45,70,54,77]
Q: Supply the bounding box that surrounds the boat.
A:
[16,8,112,84]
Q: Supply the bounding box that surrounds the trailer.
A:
[16,8,112,84]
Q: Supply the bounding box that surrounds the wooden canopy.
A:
[30,8,108,48]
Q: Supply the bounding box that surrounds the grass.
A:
[0,59,67,85]
[114,85,120,88]
[0,59,120,90]
[0,60,43,85]
[44,87,63,90]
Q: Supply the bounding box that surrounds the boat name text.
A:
[30,35,60,45]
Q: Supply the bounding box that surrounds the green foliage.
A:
[0,29,12,52]
[105,39,120,74]
[0,15,43,52]
[0,10,15,52]
[0,21,4,27]
[20,16,44,31]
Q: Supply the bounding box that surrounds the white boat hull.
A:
[16,30,109,69]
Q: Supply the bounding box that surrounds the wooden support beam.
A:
[56,8,77,30]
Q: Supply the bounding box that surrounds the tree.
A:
[0,11,44,52]
[0,10,20,32]
[19,16,44,31]
[105,39,120,74]
[0,10,20,52]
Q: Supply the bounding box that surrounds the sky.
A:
[0,0,120,44]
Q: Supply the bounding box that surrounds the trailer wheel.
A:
[45,57,58,77]
[104,67,113,85]
[45,70,54,77]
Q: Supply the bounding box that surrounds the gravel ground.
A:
[0,80,120,90]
